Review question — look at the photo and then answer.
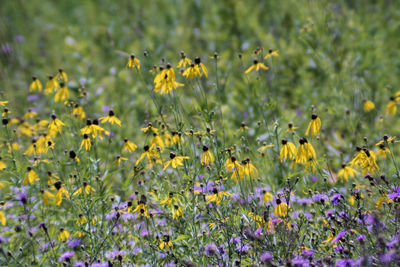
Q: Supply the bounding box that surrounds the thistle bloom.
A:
[245,59,268,74]
[80,134,91,151]
[163,152,189,170]
[73,182,95,196]
[305,113,321,136]
[201,145,214,166]
[280,139,296,162]
[337,163,357,181]
[100,110,121,127]
[23,167,39,185]
[54,82,69,102]
[126,54,140,70]
[122,138,138,153]
[363,100,375,112]
[29,76,42,92]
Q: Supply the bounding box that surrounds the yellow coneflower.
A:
[47,171,59,185]
[205,188,232,205]
[243,159,258,177]
[126,54,140,70]
[135,145,160,167]
[360,149,379,175]
[72,181,95,196]
[48,114,65,137]
[23,167,39,185]
[24,109,38,120]
[55,68,68,82]
[141,123,158,134]
[151,133,165,151]
[45,75,58,94]
[182,63,201,78]
[274,199,289,218]
[201,145,214,166]
[159,192,182,207]
[363,99,375,112]
[133,196,150,218]
[262,190,273,205]
[264,49,279,60]
[163,152,189,170]
[349,146,366,167]
[258,143,274,153]
[0,210,5,226]
[337,163,357,181]
[386,96,397,115]
[36,134,53,154]
[171,132,183,144]
[122,138,138,153]
[54,82,69,102]
[285,122,298,133]
[0,157,6,170]
[71,104,86,120]
[172,204,183,220]
[376,143,391,158]
[100,110,121,127]
[159,235,173,250]
[58,227,70,241]
[280,139,296,162]
[177,52,192,68]
[52,181,69,206]
[296,138,316,164]
[245,59,268,74]
[0,101,8,107]
[115,155,128,167]
[194,57,208,78]
[80,134,91,151]
[81,119,110,139]
[41,189,55,205]
[305,113,321,136]
[69,150,80,164]
[29,76,42,92]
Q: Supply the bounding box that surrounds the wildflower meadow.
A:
[2,0,400,266]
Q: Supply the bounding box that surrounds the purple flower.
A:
[291,256,309,266]
[331,230,347,243]
[312,193,328,203]
[204,243,218,256]
[27,95,39,102]
[14,35,25,42]
[67,238,80,248]
[335,258,356,267]
[379,251,397,263]
[58,251,74,262]
[387,185,400,200]
[260,251,272,262]
[74,262,85,267]
[331,193,342,205]
[236,243,251,253]
[356,235,366,242]
[16,190,27,205]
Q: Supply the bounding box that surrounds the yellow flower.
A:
[45,75,59,94]
[296,138,316,164]
[349,147,367,167]
[245,59,268,74]
[0,101,8,107]
[24,109,38,120]
[122,138,138,153]
[36,134,54,154]
[54,82,69,102]
[159,235,173,250]
[172,204,183,220]
[182,63,201,78]
[258,143,274,153]
[58,228,70,241]
[274,199,289,217]
[360,149,379,175]
[141,123,158,134]
[81,119,110,139]
[136,145,160,167]
[80,134,91,151]
[285,122,298,133]
[133,198,150,218]
[52,181,69,206]
[386,97,397,115]
[177,53,192,68]
[262,191,273,205]
[126,54,140,70]
[29,76,42,92]
[205,188,232,205]
[23,167,39,185]
[55,68,68,82]
[305,113,321,136]
[0,158,6,170]
[151,133,165,151]
[48,114,65,137]
[115,155,128,167]
[159,192,182,207]
[73,182,95,196]
[163,152,189,170]
[280,139,296,162]
[376,143,391,158]
[337,163,357,182]
[0,210,6,225]
[194,57,208,78]
[71,104,86,120]
[154,66,184,95]
[264,49,279,59]
[363,100,375,112]
[100,110,121,127]
[201,145,214,166]
[243,159,258,177]
[322,232,334,244]
[47,171,59,185]
[41,189,55,205]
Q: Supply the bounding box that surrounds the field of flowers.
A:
[1,0,400,266]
